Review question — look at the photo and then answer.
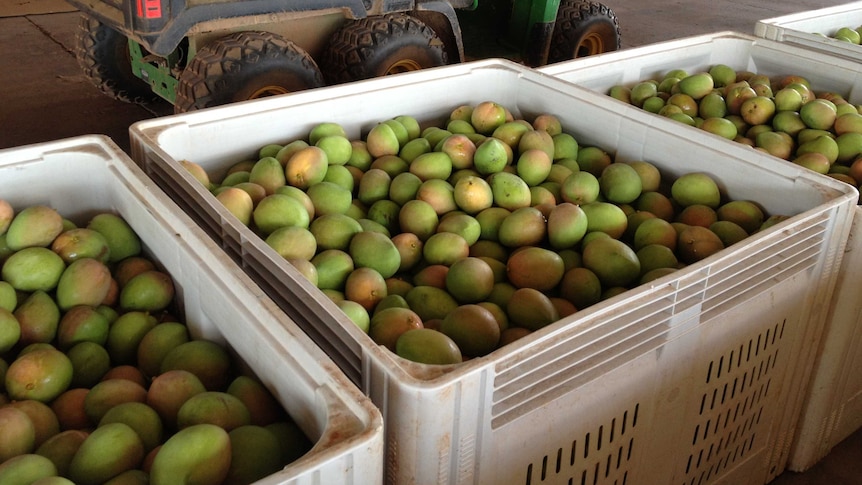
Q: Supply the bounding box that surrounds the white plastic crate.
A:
[128,59,857,485]
[755,1,862,64]
[538,31,862,472]
[0,135,384,485]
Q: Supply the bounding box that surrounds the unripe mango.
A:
[56,258,113,311]
[51,228,111,264]
[68,422,145,485]
[671,172,721,208]
[87,213,141,263]
[106,311,158,365]
[2,247,66,292]
[14,290,60,345]
[215,187,254,226]
[5,347,72,403]
[160,340,232,391]
[119,270,174,312]
[0,453,58,485]
[5,205,63,251]
[248,156,286,195]
[150,424,232,485]
[0,406,36,462]
[677,72,715,100]
[488,171,531,211]
[35,430,89,476]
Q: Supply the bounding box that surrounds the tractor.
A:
[68,0,621,113]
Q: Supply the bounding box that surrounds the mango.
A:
[439,304,500,357]
[103,470,149,485]
[7,400,59,449]
[398,199,439,241]
[2,247,65,292]
[344,267,388,312]
[309,213,362,253]
[285,146,328,189]
[492,121,530,149]
[215,187,254,226]
[473,137,510,175]
[582,202,628,239]
[66,342,111,389]
[87,213,141,263]
[55,306,107,351]
[100,402,163,452]
[349,230,401,279]
[394,328,462,365]
[55,258,112,311]
[84,379,148,424]
[437,213,481,246]
[118,270,174,312]
[487,171,531,211]
[68,422,145,485]
[0,280,16,312]
[137,322,190,379]
[0,454,57,485]
[796,134,839,165]
[369,307,424,352]
[6,347,72,402]
[5,205,64,251]
[226,376,285,427]
[600,163,643,204]
[146,370,207,430]
[677,225,725,264]
[671,172,721,208]
[410,152,453,181]
[50,228,111,264]
[506,246,565,292]
[315,134,353,166]
[0,406,36,461]
[160,340,232,391]
[224,425,283,485]
[106,311,157,365]
[799,98,837,130]
[677,72,714,100]
[35,430,88,476]
[582,237,641,288]
[181,160,211,188]
[445,257,494,303]
[416,179,457,215]
[506,288,559,331]
[253,194,310,235]
[49,389,91,432]
[366,123,401,158]
[149,424,232,485]
[470,101,508,135]
[0,308,20,354]
[0,199,12,237]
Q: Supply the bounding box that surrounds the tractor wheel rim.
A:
[249,85,291,99]
[577,33,605,57]
[386,59,423,75]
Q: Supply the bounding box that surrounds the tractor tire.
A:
[321,13,448,85]
[548,0,621,64]
[75,14,159,103]
[174,31,325,113]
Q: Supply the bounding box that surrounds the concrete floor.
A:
[0,0,860,483]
